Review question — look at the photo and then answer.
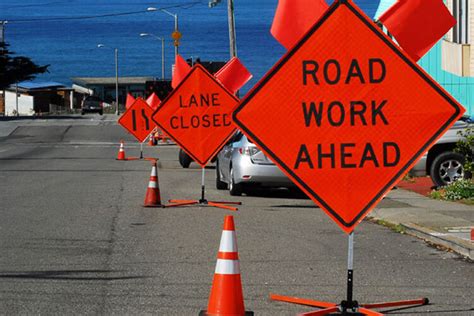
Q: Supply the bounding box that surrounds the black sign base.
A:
[166,167,241,211]
[270,233,429,315]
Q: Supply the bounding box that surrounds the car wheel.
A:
[99,111,103,115]
[81,111,85,115]
[430,151,466,187]
[215,160,228,190]
[178,149,192,168]
[229,165,243,196]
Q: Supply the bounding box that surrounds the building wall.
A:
[470,0,474,73]
[0,91,4,114]
[420,42,474,115]
[376,0,474,116]
[5,91,34,116]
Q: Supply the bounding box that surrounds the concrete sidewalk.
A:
[0,114,116,137]
[372,188,474,260]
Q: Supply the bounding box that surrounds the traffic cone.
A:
[200,216,253,316]
[148,134,156,146]
[116,140,126,160]
[143,160,163,207]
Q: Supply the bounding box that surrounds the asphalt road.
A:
[0,115,472,315]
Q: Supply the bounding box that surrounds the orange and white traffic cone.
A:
[116,140,126,160]
[200,216,253,316]
[143,160,163,207]
[148,134,156,146]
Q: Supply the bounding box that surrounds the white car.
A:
[215,132,296,196]
[410,116,472,187]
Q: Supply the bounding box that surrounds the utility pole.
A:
[209,0,238,95]
[209,0,237,58]
[15,82,19,116]
[227,0,237,58]
[1,21,6,116]
[161,9,180,58]
[114,48,119,115]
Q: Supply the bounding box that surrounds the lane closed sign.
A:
[233,1,464,233]
[152,65,239,167]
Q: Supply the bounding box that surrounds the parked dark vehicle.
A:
[178,148,217,168]
[410,116,473,187]
[178,149,193,168]
[81,96,103,115]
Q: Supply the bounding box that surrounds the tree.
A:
[0,42,49,90]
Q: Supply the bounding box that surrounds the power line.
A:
[0,1,70,10]
[4,1,204,24]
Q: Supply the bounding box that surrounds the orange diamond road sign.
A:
[152,64,239,167]
[233,0,465,234]
[118,98,157,142]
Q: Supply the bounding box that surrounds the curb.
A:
[401,223,473,261]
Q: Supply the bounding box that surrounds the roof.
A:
[71,77,155,86]
[17,81,67,90]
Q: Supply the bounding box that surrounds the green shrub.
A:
[430,179,474,201]
[455,126,473,174]
[444,179,474,200]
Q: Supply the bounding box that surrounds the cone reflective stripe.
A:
[144,161,163,207]
[117,141,126,160]
[149,166,157,188]
[202,216,253,316]
[215,229,240,274]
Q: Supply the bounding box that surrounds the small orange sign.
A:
[152,65,239,167]
[233,1,464,233]
[118,98,157,142]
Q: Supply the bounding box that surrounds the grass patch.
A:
[401,173,416,183]
[369,218,406,234]
[459,199,474,206]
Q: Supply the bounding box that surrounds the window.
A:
[452,0,469,44]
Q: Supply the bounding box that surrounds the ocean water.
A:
[0,0,381,94]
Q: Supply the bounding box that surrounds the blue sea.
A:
[0,0,381,94]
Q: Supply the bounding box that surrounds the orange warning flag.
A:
[379,0,456,61]
[172,54,191,89]
[215,57,253,95]
[146,92,161,110]
[125,93,136,110]
[271,0,329,49]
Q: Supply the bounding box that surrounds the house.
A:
[70,77,155,109]
[375,0,474,116]
[3,81,74,116]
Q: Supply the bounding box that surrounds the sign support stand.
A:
[167,167,242,211]
[270,232,429,315]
